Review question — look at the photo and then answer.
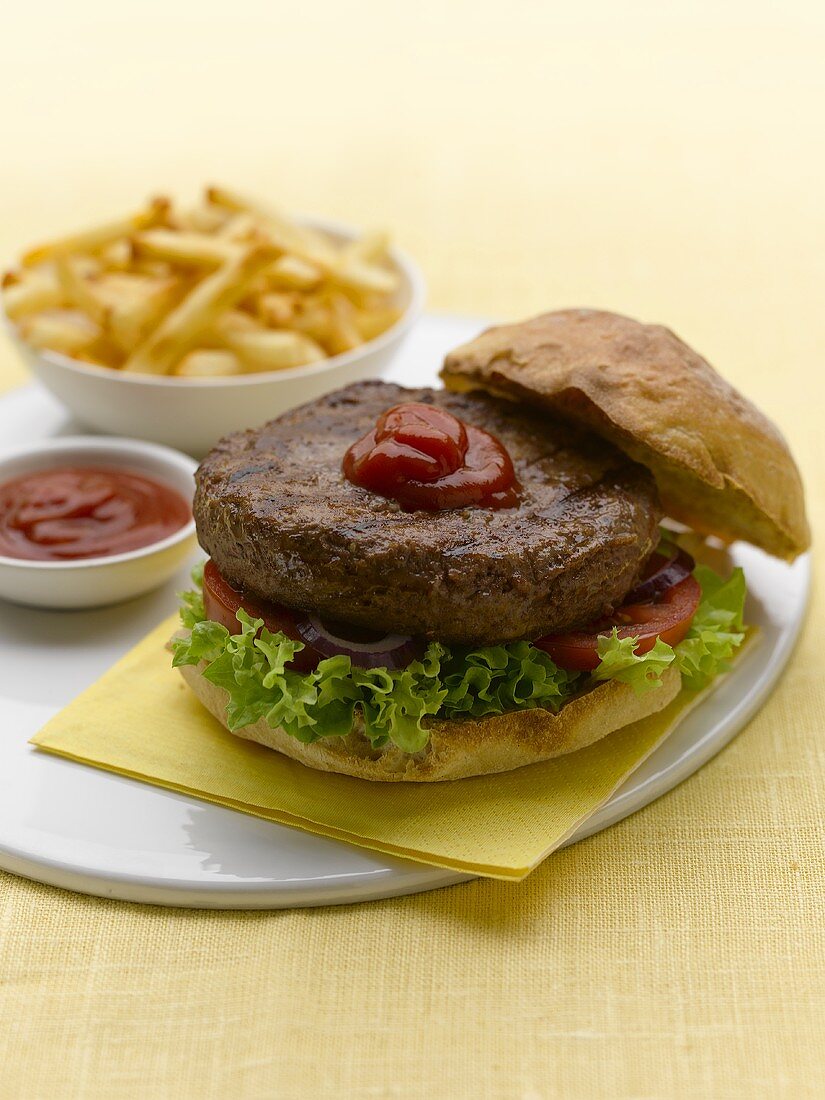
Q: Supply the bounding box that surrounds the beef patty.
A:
[194,381,662,645]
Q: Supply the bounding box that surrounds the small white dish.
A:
[0,435,197,609]
[6,216,426,457]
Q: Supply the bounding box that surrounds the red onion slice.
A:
[625,547,695,605]
[295,615,425,670]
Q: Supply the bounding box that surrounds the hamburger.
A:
[172,309,809,781]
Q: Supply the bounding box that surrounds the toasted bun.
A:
[442,309,810,561]
[177,656,682,781]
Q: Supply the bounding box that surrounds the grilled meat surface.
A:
[194,381,662,645]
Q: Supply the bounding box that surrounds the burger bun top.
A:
[442,308,809,561]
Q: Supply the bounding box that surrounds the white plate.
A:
[0,314,811,908]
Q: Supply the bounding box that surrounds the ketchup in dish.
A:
[0,466,191,562]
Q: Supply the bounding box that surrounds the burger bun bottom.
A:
[177,656,683,782]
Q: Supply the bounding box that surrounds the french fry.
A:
[325,292,363,355]
[7,187,403,378]
[67,255,103,279]
[212,309,262,340]
[93,271,175,301]
[216,212,257,241]
[287,296,335,345]
[72,338,126,370]
[133,229,240,268]
[98,239,134,271]
[174,349,245,378]
[354,305,402,341]
[21,197,170,267]
[74,351,109,367]
[177,204,230,233]
[16,309,103,355]
[122,243,280,374]
[224,328,327,372]
[206,185,337,269]
[60,269,178,345]
[342,230,390,265]
[255,291,298,328]
[55,256,108,324]
[332,259,400,299]
[1,270,63,320]
[265,254,323,291]
[128,258,175,279]
[105,277,187,353]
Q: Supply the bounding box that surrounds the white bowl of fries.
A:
[2,187,424,456]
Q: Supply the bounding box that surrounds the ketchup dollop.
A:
[343,402,519,511]
[0,466,191,561]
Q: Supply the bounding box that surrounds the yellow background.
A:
[1,2,823,1096]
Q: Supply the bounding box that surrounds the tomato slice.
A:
[202,559,321,672]
[202,560,392,673]
[535,573,702,672]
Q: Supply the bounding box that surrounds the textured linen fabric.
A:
[1,2,824,1096]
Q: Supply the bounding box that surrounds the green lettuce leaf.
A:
[674,565,746,690]
[440,643,580,718]
[351,655,448,752]
[593,632,676,694]
[172,601,449,753]
[590,563,747,696]
[171,558,747,752]
[177,561,205,629]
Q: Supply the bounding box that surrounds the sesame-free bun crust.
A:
[442,309,810,561]
[177,656,681,782]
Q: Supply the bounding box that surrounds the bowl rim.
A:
[0,435,197,571]
[5,214,426,389]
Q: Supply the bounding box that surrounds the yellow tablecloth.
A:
[1,3,823,1096]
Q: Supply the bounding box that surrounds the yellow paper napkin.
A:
[32,615,712,880]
